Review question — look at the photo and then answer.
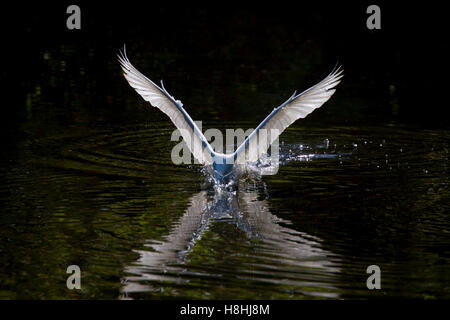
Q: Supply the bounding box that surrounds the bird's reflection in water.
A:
[121,182,341,298]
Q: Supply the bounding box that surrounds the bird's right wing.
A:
[118,47,214,165]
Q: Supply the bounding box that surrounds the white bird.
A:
[118,47,343,183]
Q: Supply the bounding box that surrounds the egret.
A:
[118,47,343,184]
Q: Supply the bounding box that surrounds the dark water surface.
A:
[0,3,449,299]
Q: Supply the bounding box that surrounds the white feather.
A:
[118,46,343,167]
[118,49,214,165]
[234,66,344,163]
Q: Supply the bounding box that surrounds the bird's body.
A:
[212,156,235,183]
[118,47,343,184]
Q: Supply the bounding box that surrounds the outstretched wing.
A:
[118,47,214,165]
[233,65,343,163]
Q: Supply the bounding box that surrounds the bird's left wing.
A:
[233,65,343,163]
[118,47,214,165]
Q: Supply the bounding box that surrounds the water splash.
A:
[199,139,354,190]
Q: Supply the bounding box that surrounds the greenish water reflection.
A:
[1,120,449,299]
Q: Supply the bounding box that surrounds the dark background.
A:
[0,1,448,132]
